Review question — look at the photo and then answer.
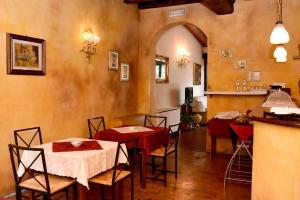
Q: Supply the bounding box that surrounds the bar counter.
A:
[251,117,300,200]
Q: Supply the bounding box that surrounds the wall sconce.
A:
[177,47,190,68]
[270,0,289,62]
[80,29,100,62]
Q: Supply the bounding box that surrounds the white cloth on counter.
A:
[112,126,153,134]
[17,138,127,189]
[270,107,300,115]
[214,110,240,119]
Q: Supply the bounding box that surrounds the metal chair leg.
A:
[175,150,178,178]
[101,186,105,200]
[152,157,156,175]
[163,157,167,187]
[131,173,134,200]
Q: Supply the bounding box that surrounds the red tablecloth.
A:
[52,141,102,152]
[229,122,253,141]
[94,126,168,155]
[207,118,235,137]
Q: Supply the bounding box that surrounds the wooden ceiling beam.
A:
[183,24,207,47]
[124,0,235,15]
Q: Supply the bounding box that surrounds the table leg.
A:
[78,183,87,200]
[141,150,147,188]
[210,135,216,158]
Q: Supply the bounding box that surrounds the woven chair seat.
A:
[150,146,175,157]
[19,174,75,194]
[89,169,131,186]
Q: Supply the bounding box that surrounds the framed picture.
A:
[220,48,233,59]
[7,33,46,75]
[234,59,247,70]
[108,50,118,70]
[193,63,201,85]
[155,55,169,83]
[120,63,129,81]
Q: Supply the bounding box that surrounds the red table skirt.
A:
[94,126,168,155]
[207,118,235,137]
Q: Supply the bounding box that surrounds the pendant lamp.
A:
[270,0,289,45]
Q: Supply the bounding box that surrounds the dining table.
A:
[93,125,169,188]
[17,137,127,200]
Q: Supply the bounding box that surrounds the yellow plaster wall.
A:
[138,1,300,153]
[252,122,300,199]
[0,0,140,195]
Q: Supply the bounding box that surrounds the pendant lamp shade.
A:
[273,45,287,58]
[276,56,287,62]
[270,22,290,44]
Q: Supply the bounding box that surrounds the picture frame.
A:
[155,55,169,83]
[220,48,233,59]
[7,33,46,75]
[120,63,129,81]
[108,50,118,70]
[193,63,201,85]
[234,59,247,70]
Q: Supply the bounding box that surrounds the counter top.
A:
[252,117,300,128]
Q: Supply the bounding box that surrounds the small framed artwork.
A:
[193,63,201,85]
[234,59,247,70]
[248,71,261,81]
[120,63,129,81]
[220,48,233,59]
[108,50,118,70]
[7,33,46,75]
[155,55,169,83]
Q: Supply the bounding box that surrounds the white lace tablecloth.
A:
[112,126,153,133]
[17,138,127,189]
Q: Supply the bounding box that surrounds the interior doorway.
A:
[154,24,208,127]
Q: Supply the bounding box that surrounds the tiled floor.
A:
[7,127,251,200]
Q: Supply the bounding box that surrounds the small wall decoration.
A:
[120,63,129,81]
[248,71,261,81]
[193,63,201,85]
[7,33,45,75]
[293,44,300,60]
[108,50,118,70]
[234,59,247,70]
[220,48,233,59]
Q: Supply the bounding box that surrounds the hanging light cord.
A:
[277,0,282,22]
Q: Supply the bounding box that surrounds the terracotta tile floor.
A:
[7,127,251,200]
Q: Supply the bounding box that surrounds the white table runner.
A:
[17,138,127,189]
[111,126,153,134]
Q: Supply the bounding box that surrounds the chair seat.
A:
[89,169,131,186]
[19,174,75,194]
[150,146,175,157]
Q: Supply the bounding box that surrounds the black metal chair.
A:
[8,144,77,200]
[89,137,139,200]
[144,115,167,128]
[88,116,105,139]
[14,127,43,148]
[146,123,181,187]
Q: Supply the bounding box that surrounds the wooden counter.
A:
[252,118,300,200]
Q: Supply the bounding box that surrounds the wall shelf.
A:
[205,90,267,97]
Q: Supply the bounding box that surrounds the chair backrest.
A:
[88,116,105,139]
[111,137,139,184]
[14,127,43,148]
[165,123,181,154]
[8,144,50,194]
[144,115,167,128]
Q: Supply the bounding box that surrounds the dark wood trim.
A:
[252,117,300,129]
[124,0,235,15]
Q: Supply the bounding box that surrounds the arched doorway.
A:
[147,22,208,116]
